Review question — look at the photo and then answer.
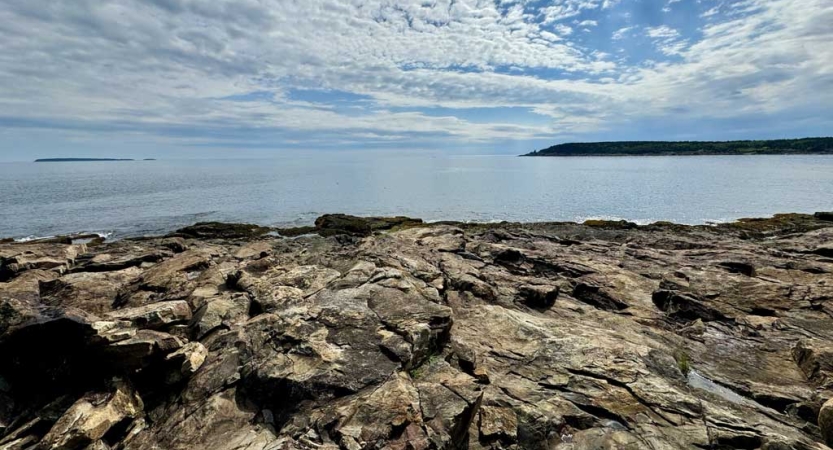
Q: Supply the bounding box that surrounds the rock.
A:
[326,372,422,447]
[174,222,271,240]
[820,398,833,446]
[105,301,192,330]
[114,247,223,308]
[164,342,208,384]
[572,282,629,311]
[792,340,833,388]
[233,241,272,259]
[314,214,423,236]
[104,330,183,370]
[718,261,757,277]
[652,289,729,322]
[70,246,167,273]
[0,297,41,337]
[479,405,518,443]
[0,269,58,304]
[2,215,833,449]
[39,379,143,450]
[0,308,102,405]
[814,245,833,258]
[518,284,559,309]
[815,211,833,222]
[0,242,85,281]
[189,295,249,339]
[39,268,142,315]
[248,285,304,315]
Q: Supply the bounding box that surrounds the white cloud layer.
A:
[0,0,831,154]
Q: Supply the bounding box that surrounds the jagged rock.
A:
[250,285,304,314]
[314,214,423,236]
[0,297,41,337]
[104,330,183,370]
[189,294,249,339]
[572,282,629,311]
[718,261,757,277]
[793,340,833,388]
[0,243,85,281]
[104,300,192,330]
[327,372,422,447]
[820,398,833,447]
[1,214,833,449]
[164,342,208,384]
[517,284,559,309]
[39,379,143,450]
[131,249,215,299]
[652,289,729,322]
[479,406,518,443]
[0,269,57,304]
[174,222,271,240]
[39,268,142,315]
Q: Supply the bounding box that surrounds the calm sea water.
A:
[2,152,832,240]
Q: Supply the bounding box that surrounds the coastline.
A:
[520,151,833,157]
[5,211,832,244]
[2,211,833,447]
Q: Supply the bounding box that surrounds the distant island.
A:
[523,137,833,156]
[35,158,136,162]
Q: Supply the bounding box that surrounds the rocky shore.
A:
[2,213,833,449]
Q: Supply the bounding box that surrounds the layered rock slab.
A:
[1,214,833,449]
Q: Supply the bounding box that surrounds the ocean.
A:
[2,151,832,240]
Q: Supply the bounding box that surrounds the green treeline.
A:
[524,138,833,156]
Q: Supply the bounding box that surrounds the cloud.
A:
[0,0,831,157]
[612,25,636,40]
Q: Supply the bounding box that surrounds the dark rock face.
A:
[313,214,424,236]
[2,214,833,449]
[174,222,271,240]
[816,211,833,222]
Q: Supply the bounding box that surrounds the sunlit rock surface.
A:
[2,214,833,449]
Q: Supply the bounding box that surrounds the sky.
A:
[0,0,831,160]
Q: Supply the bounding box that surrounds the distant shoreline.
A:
[34,158,156,162]
[522,137,833,157]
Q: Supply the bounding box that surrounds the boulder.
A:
[164,342,208,384]
[189,295,250,339]
[39,379,143,450]
[815,212,833,222]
